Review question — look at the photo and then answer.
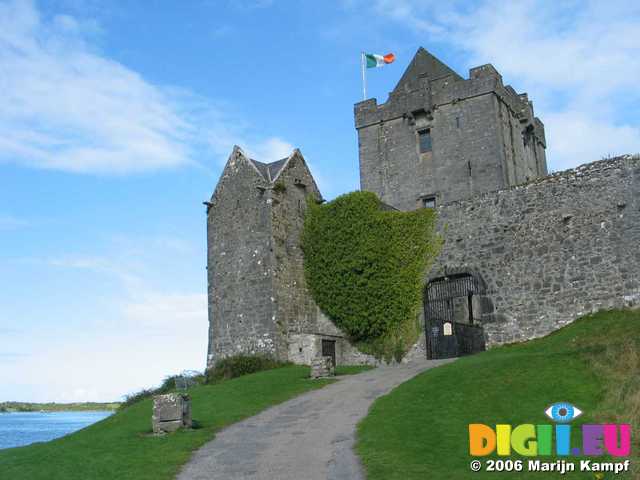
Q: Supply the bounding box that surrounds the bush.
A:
[119,389,155,410]
[119,370,205,410]
[301,191,441,361]
[206,354,290,383]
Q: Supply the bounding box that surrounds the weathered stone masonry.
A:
[206,147,376,369]
[355,48,547,211]
[206,147,282,366]
[432,155,640,347]
[206,46,639,367]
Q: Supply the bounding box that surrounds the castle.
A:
[205,48,640,368]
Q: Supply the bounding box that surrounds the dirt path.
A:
[177,359,454,480]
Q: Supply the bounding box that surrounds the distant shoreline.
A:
[0,402,120,413]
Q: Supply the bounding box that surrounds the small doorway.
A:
[424,273,487,359]
[321,339,336,367]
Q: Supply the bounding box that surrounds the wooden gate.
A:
[424,273,486,359]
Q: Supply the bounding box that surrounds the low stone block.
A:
[153,419,183,433]
[152,393,192,434]
[310,356,335,379]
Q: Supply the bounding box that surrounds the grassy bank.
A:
[0,402,120,412]
[357,309,639,479]
[0,365,336,480]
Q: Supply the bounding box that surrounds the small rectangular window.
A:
[418,129,432,153]
[422,196,436,209]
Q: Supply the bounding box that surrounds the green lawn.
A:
[335,364,375,376]
[0,365,334,480]
[357,309,640,479]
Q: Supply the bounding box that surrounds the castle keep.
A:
[355,48,547,210]
[206,48,640,368]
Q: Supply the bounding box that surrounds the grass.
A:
[0,365,334,480]
[356,309,640,479]
[335,364,375,376]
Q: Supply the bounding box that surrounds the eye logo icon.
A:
[544,402,582,423]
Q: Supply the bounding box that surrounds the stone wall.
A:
[207,147,377,367]
[206,148,278,368]
[270,153,323,349]
[287,310,378,366]
[430,155,640,347]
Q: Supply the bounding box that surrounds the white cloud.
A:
[123,292,207,332]
[0,235,208,402]
[0,0,195,174]
[0,288,208,401]
[47,253,143,290]
[366,0,640,170]
[246,137,294,162]
[545,112,640,171]
[0,0,297,175]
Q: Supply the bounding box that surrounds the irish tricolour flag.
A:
[365,52,395,68]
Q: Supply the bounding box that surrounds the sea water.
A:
[0,411,112,450]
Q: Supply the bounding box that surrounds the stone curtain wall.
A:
[431,156,640,347]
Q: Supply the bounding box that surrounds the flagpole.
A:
[361,52,367,101]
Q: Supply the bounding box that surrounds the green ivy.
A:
[301,191,442,361]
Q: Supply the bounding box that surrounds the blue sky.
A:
[1,0,639,402]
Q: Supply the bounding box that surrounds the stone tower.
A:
[354,47,547,210]
[205,146,372,369]
[205,147,321,367]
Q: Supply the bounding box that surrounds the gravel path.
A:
[177,359,454,480]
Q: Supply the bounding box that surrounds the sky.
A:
[1,0,639,402]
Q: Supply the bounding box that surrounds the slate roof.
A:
[249,157,289,182]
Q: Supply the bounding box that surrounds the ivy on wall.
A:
[301,191,442,361]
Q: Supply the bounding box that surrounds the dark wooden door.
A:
[321,339,336,367]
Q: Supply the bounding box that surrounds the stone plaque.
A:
[443,322,453,336]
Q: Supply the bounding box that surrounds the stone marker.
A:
[152,393,192,434]
[310,356,335,379]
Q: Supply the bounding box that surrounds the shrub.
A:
[119,370,205,410]
[301,191,441,361]
[119,389,155,410]
[206,354,290,383]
